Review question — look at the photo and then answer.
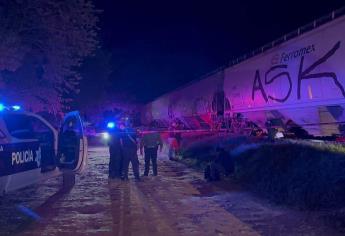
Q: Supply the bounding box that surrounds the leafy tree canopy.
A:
[0,0,99,114]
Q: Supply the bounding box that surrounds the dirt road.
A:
[0,147,342,235]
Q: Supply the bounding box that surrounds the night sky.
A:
[95,0,344,103]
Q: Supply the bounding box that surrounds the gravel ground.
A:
[0,146,342,236]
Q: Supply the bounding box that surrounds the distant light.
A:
[107,122,116,129]
[0,104,5,112]
[12,105,21,111]
[102,132,110,140]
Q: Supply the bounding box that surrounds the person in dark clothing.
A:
[120,123,140,181]
[140,124,163,176]
[108,127,123,179]
[205,147,234,181]
[58,120,79,170]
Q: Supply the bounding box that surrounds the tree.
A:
[0,0,99,114]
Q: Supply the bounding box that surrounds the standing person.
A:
[120,122,140,181]
[174,120,183,157]
[167,132,178,161]
[140,123,163,176]
[108,124,123,179]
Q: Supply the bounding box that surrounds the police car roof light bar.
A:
[0,103,22,112]
[12,105,21,111]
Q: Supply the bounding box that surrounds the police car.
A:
[0,106,87,194]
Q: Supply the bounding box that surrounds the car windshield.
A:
[2,114,35,139]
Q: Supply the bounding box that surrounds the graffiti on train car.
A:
[252,41,345,102]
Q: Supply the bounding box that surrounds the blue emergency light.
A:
[12,105,21,111]
[107,122,116,129]
[0,104,22,112]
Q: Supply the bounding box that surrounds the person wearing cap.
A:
[140,122,163,176]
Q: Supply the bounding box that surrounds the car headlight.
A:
[102,132,110,140]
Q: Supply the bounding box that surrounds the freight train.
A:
[142,7,345,138]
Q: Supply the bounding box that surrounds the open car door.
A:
[57,111,87,172]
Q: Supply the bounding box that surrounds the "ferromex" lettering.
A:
[252,41,345,102]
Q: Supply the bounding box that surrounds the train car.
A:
[225,10,345,137]
[143,8,345,138]
[142,70,228,130]
[0,108,87,194]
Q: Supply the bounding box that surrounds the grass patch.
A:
[234,142,345,209]
[181,136,345,210]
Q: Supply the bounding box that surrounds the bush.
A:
[181,135,254,161]
[180,135,345,210]
[234,143,345,209]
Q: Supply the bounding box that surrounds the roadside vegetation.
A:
[180,135,345,210]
